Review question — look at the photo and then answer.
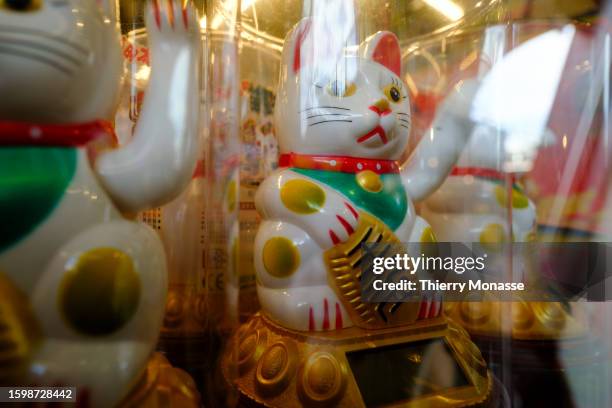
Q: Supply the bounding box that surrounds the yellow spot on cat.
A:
[226,180,237,212]
[479,223,507,250]
[494,185,529,209]
[356,170,383,193]
[60,248,140,336]
[420,226,437,243]
[280,179,325,214]
[263,237,300,278]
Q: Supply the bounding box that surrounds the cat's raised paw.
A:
[146,0,200,39]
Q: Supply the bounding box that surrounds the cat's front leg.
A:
[255,220,352,331]
[255,169,360,249]
[97,0,201,213]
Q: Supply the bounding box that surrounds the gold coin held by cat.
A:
[356,170,383,193]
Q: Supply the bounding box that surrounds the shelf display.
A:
[0,0,201,406]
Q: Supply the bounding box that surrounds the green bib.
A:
[0,147,77,252]
[292,168,407,230]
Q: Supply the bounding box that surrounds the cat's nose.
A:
[369,99,390,116]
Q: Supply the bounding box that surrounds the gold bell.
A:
[356,170,383,193]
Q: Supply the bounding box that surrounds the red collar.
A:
[279,152,399,174]
[451,166,515,183]
[0,120,118,147]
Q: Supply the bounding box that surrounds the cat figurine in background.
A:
[0,0,200,406]
[419,123,545,244]
[254,19,479,332]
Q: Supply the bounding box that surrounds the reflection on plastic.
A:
[471,25,576,172]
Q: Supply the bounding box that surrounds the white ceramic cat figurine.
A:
[254,19,479,332]
[0,0,200,406]
[410,24,572,246]
[419,124,544,244]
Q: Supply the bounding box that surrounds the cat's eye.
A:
[327,81,356,98]
[1,0,41,12]
[383,84,402,103]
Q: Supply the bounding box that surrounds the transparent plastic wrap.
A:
[405,18,612,407]
[2,0,611,407]
[220,1,612,408]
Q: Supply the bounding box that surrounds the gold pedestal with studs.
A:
[222,313,493,408]
[444,299,585,340]
[119,352,201,408]
[0,271,41,385]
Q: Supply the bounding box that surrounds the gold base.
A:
[222,313,493,408]
[0,271,41,385]
[444,300,586,340]
[119,352,201,408]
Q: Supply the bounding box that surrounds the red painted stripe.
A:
[345,202,359,220]
[152,0,161,28]
[191,159,205,179]
[428,301,439,318]
[309,306,315,331]
[357,124,388,145]
[336,215,354,235]
[329,230,340,245]
[322,298,330,330]
[335,302,343,329]
[182,3,188,28]
[292,21,312,73]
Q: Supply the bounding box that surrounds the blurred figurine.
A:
[0,0,200,406]
[419,124,547,245]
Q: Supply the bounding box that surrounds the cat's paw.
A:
[145,0,200,47]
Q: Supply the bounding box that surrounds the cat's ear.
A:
[283,17,346,74]
[96,0,119,24]
[361,31,401,77]
[282,18,315,74]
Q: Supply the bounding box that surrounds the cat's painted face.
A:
[0,0,122,123]
[275,21,410,161]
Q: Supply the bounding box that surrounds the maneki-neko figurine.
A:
[408,23,588,343]
[223,18,494,407]
[0,0,201,406]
